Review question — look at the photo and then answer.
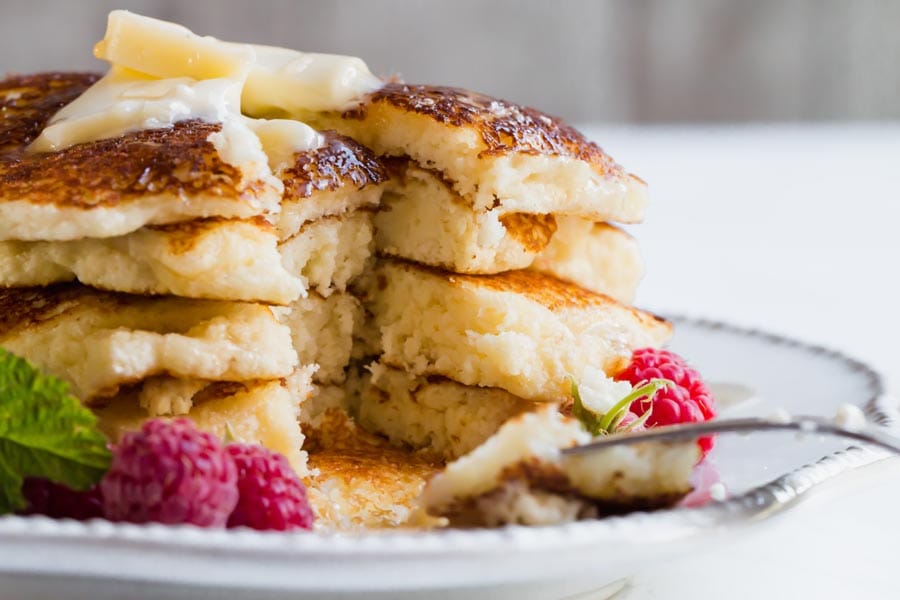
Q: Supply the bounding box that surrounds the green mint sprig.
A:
[0,350,111,514]
[571,377,671,436]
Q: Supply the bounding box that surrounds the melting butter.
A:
[30,67,242,153]
[243,45,382,116]
[93,11,255,81]
[248,118,324,172]
[28,10,382,161]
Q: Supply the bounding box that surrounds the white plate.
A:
[0,317,895,600]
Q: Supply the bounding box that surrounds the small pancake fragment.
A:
[421,405,697,527]
[363,259,671,402]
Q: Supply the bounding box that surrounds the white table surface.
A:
[579,124,900,599]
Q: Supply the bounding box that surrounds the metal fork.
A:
[561,415,900,457]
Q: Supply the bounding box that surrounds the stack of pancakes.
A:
[295,85,672,527]
[1,13,675,531]
[0,72,384,479]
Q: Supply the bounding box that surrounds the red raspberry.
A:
[19,478,103,521]
[616,348,717,457]
[100,418,238,527]
[226,444,314,531]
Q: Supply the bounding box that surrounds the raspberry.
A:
[616,348,717,457]
[19,478,103,521]
[101,418,238,527]
[226,444,314,531]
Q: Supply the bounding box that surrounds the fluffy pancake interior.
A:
[529,219,644,303]
[276,292,361,384]
[352,363,533,460]
[0,287,297,401]
[278,211,373,296]
[0,217,303,304]
[365,260,671,401]
[375,163,556,273]
[94,373,313,476]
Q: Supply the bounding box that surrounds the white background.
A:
[584,125,900,599]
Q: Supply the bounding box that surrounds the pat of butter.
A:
[30,67,242,153]
[94,10,254,81]
[243,45,383,116]
[97,10,380,116]
[28,10,382,159]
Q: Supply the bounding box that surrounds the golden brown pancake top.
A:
[0,73,269,210]
[281,131,388,200]
[346,83,627,176]
[384,258,668,327]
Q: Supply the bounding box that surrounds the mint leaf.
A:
[0,350,111,514]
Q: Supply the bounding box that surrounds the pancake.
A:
[363,259,672,402]
[529,219,644,303]
[374,160,558,273]
[352,363,532,460]
[0,217,302,304]
[0,285,297,401]
[94,371,314,476]
[278,211,373,297]
[276,132,387,238]
[375,162,646,292]
[0,73,281,241]
[276,292,362,384]
[313,83,646,222]
[421,405,697,527]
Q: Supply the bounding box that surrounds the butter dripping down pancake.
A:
[0,74,280,241]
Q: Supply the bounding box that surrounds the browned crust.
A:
[281,131,388,200]
[1,119,264,209]
[0,73,270,210]
[385,258,669,328]
[0,72,100,152]
[345,83,626,177]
